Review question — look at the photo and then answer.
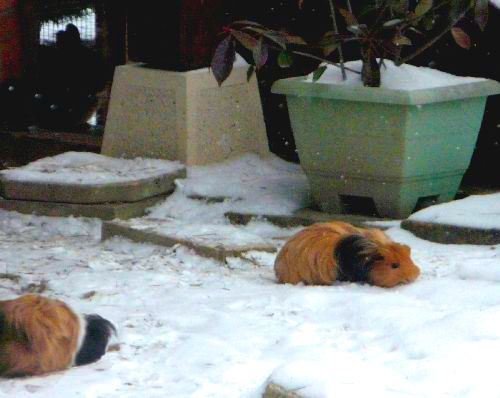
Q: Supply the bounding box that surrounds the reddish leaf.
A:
[318,31,339,56]
[253,38,269,69]
[393,34,412,46]
[231,30,258,50]
[451,27,471,50]
[231,20,265,28]
[338,8,359,27]
[281,32,307,45]
[211,36,236,86]
[475,0,489,31]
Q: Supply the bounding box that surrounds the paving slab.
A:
[0,194,169,220]
[401,219,500,245]
[0,152,186,203]
[102,218,279,264]
[226,208,390,229]
[262,383,304,398]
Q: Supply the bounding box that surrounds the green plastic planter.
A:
[272,77,500,218]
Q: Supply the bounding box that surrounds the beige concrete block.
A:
[101,63,270,165]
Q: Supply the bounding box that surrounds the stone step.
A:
[0,152,186,204]
[102,218,279,264]
[226,208,390,229]
[0,194,168,220]
[401,219,500,245]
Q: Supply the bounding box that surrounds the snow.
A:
[2,154,500,397]
[149,153,311,219]
[0,152,184,186]
[409,193,500,229]
[307,60,486,90]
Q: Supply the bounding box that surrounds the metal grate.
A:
[39,9,96,45]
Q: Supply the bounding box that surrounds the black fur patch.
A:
[334,234,378,283]
[74,314,116,366]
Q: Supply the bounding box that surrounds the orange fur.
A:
[274,221,420,288]
[0,295,81,377]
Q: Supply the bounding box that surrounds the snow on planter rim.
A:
[306,60,486,90]
[408,193,500,230]
[0,152,185,186]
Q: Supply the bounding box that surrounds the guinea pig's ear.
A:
[334,234,380,283]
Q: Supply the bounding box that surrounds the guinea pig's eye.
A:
[391,263,400,269]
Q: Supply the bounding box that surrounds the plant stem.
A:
[327,0,347,79]
[396,4,474,65]
[346,0,353,13]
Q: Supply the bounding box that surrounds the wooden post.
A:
[0,0,23,81]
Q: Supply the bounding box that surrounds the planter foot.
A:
[373,195,419,219]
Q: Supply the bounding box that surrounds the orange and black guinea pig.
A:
[274,221,420,288]
[0,294,116,377]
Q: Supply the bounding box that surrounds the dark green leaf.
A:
[247,65,255,82]
[211,36,236,86]
[262,31,288,49]
[389,0,409,15]
[312,65,327,82]
[253,38,269,69]
[450,0,469,21]
[475,0,489,31]
[243,27,287,49]
[421,13,435,30]
[383,19,404,28]
[414,0,433,17]
[277,51,294,68]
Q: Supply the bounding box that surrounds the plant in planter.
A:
[211,0,500,218]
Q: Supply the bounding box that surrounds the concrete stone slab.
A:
[401,219,500,245]
[262,383,304,398]
[102,218,278,264]
[0,194,168,220]
[0,164,185,204]
[101,62,270,165]
[226,208,389,229]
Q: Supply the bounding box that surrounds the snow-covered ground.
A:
[2,154,500,398]
[0,152,184,186]
[409,193,500,229]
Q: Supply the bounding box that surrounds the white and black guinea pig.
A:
[0,294,116,377]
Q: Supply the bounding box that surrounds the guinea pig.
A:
[274,221,420,288]
[0,294,116,377]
